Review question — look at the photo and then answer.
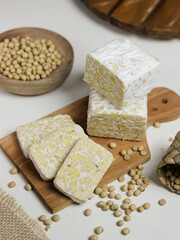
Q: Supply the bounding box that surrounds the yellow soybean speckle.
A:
[74,168,80,177]
[48,142,56,147]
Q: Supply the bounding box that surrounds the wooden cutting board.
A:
[0,87,180,213]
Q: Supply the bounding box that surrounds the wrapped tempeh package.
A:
[157,131,180,195]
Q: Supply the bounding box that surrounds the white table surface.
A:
[0,1,180,239]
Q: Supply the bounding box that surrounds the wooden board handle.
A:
[147,87,180,127]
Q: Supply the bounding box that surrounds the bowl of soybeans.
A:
[0,27,74,95]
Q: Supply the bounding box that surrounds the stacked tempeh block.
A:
[84,38,160,141]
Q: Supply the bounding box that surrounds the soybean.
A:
[118,175,125,182]
[97,201,105,208]
[100,191,107,198]
[158,199,166,206]
[94,188,102,195]
[10,167,18,175]
[143,203,151,210]
[8,181,16,188]
[109,142,116,149]
[124,215,131,222]
[95,226,104,235]
[114,210,122,217]
[89,235,98,240]
[51,214,60,222]
[25,183,32,191]
[102,205,110,211]
[39,215,46,222]
[123,198,131,204]
[84,209,92,216]
[108,185,115,192]
[122,227,130,235]
[44,219,52,226]
[117,220,124,227]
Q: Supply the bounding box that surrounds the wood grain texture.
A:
[83,0,120,19]
[82,0,180,39]
[110,0,162,32]
[0,27,74,96]
[144,0,180,38]
[0,87,179,213]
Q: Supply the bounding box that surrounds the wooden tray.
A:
[82,0,180,39]
[0,87,180,213]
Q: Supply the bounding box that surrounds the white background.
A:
[0,1,180,240]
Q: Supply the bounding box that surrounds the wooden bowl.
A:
[0,27,74,96]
